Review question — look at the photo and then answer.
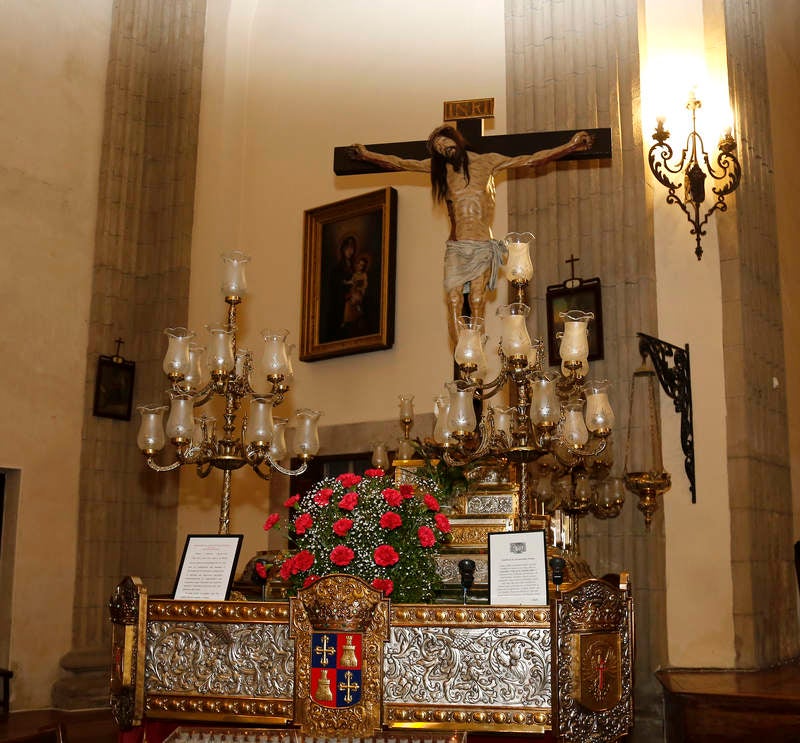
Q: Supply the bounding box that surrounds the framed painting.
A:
[93,354,136,421]
[545,277,604,366]
[300,187,397,361]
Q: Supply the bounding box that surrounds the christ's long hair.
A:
[426,125,471,203]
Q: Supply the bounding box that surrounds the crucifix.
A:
[334,98,612,344]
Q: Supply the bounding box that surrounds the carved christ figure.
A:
[352,125,593,343]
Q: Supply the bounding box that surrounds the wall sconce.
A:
[647,92,741,260]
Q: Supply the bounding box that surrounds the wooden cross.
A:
[565,253,580,281]
[314,634,336,667]
[333,99,611,175]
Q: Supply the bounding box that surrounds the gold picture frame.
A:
[300,187,397,362]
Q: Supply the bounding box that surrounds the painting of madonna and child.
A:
[300,187,397,362]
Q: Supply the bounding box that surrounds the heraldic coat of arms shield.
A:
[291,574,389,736]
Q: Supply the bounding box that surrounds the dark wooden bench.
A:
[657,663,800,742]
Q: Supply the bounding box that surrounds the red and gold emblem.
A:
[571,632,622,712]
[310,631,362,708]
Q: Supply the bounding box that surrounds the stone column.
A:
[53,0,206,708]
[722,0,796,668]
[504,1,666,739]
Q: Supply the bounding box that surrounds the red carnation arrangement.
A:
[262,469,449,603]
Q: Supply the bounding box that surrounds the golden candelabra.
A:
[432,233,617,541]
[136,251,321,534]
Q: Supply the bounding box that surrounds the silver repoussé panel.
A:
[384,626,550,707]
[146,622,294,697]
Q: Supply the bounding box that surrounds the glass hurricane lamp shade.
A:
[206,325,236,378]
[165,393,195,443]
[162,327,195,380]
[293,408,322,458]
[181,345,207,392]
[584,379,615,436]
[497,303,532,363]
[502,232,535,285]
[530,373,561,429]
[398,393,415,423]
[568,474,593,513]
[561,400,590,448]
[371,440,390,469]
[454,316,488,377]
[220,250,250,299]
[137,404,167,453]
[558,310,593,374]
[594,477,626,519]
[262,328,290,381]
[397,437,416,460]
[445,381,477,439]
[268,417,289,461]
[244,395,274,447]
[433,395,453,446]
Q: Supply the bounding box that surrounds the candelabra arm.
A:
[472,371,507,401]
[196,461,213,478]
[144,456,182,473]
[251,462,274,481]
[637,332,695,501]
[549,436,608,470]
[442,416,494,467]
[265,452,309,477]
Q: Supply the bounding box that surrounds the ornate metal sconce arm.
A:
[647,98,742,260]
[637,332,695,501]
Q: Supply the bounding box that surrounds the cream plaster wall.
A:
[0,1,112,709]
[180,0,511,567]
[640,0,736,666]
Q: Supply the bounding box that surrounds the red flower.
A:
[263,513,280,531]
[303,575,320,588]
[284,493,300,508]
[382,488,403,507]
[365,468,385,477]
[255,562,268,579]
[434,512,451,533]
[314,488,333,506]
[418,526,436,548]
[374,544,400,567]
[337,473,362,488]
[399,484,415,499]
[379,511,402,530]
[371,578,394,596]
[294,550,314,572]
[279,556,295,581]
[333,518,353,536]
[294,512,313,535]
[338,491,358,511]
[423,493,440,512]
[330,545,355,566]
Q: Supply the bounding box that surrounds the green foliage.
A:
[411,438,468,507]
